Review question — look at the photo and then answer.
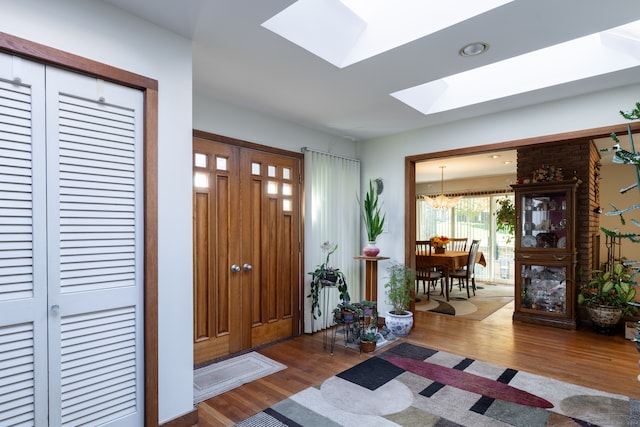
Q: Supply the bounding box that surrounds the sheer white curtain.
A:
[303,149,360,333]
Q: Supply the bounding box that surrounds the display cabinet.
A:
[511,180,580,329]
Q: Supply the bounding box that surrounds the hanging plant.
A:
[495,197,515,243]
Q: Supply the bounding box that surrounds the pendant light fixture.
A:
[424,166,459,209]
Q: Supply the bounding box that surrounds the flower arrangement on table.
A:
[532,164,564,182]
[430,236,450,253]
[307,241,350,319]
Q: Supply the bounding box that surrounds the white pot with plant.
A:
[358,179,385,257]
[384,263,415,337]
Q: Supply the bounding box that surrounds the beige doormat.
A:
[415,282,514,320]
[194,352,286,404]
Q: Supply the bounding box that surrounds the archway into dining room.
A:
[404,123,640,324]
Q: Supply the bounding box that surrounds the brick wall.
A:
[517,140,601,322]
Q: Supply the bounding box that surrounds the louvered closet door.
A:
[0,54,48,426]
[45,68,144,426]
[0,51,144,426]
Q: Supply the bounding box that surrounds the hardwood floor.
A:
[195,301,640,426]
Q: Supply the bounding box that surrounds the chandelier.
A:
[424,166,459,209]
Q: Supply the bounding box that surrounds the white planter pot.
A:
[385,311,413,337]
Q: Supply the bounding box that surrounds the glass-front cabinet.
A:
[511,180,580,329]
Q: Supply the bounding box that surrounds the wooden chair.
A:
[415,240,444,299]
[450,239,481,298]
[447,237,467,252]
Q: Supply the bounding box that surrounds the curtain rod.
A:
[301,147,360,163]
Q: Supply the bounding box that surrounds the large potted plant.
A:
[358,179,385,257]
[585,102,640,333]
[578,263,637,334]
[384,263,415,337]
[308,242,350,319]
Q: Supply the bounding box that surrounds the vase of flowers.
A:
[308,241,350,319]
[431,236,450,254]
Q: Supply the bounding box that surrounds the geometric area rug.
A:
[235,342,639,426]
[194,352,286,404]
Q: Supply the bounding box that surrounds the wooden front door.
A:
[192,135,301,364]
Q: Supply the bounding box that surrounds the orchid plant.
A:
[308,241,350,319]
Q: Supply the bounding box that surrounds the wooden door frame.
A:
[193,130,305,338]
[0,33,161,426]
[404,123,640,268]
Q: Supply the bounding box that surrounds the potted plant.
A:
[495,197,515,243]
[338,302,362,322]
[358,179,385,257]
[585,102,640,333]
[384,263,416,337]
[578,262,637,334]
[359,331,380,353]
[308,242,350,319]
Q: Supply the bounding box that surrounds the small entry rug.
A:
[194,352,286,404]
[415,283,514,320]
[235,342,639,426]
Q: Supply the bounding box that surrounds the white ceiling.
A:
[100,0,640,180]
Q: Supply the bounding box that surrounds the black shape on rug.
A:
[263,408,303,427]
[431,301,455,315]
[336,356,404,390]
[378,341,438,361]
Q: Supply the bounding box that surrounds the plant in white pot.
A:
[384,262,415,337]
[578,263,637,334]
[358,179,385,257]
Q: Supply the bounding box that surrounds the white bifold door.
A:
[0,53,144,426]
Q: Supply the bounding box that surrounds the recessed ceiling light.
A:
[459,42,489,57]
[491,154,500,159]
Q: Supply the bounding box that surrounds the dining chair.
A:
[447,237,468,252]
[415,240,443,299]
[449,239,481,298]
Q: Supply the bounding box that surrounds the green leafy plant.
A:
[360,331,380,342]
[358,179,385,242]
[384,263,416,315]
[495,197,515,243]
[308,242,350,319]
[578,263,637,317]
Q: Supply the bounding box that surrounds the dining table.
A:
[416,250,487,301]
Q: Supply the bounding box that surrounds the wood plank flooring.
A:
[195,301,640,426]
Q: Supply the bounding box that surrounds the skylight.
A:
[391,20,640,115]
[262,0,514,68]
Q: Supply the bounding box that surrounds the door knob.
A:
[231,264,241,272]
[51,304,60,315]
[243,263,253,271]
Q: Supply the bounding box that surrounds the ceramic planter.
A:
[385,311,413,337]
[586,304,623,335]
[363,241,380,257]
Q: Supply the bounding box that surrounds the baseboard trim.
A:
[160,407,198,427]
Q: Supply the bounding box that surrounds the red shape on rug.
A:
[386,356,554,409]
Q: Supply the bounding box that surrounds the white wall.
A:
[357,86,640,313]
[194,94,356,156]
[1,0,194,423]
